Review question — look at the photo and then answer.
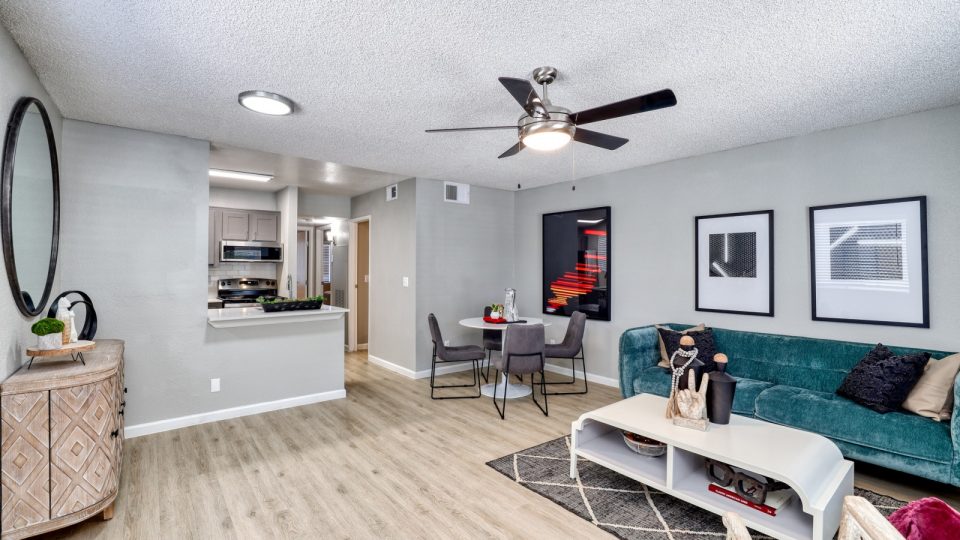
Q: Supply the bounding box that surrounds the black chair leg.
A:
[531,354,548,416]
[430,354,482,400]
[480,349,490,383]
[543,349,589,396]
[493,358,513,419]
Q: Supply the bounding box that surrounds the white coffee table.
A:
[570,394,853,540]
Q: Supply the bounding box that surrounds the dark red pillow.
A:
[837,344,929,413]
[889,497,960,540]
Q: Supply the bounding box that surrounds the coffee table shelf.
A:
[571,394,852,540]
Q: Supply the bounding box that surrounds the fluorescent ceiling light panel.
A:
[209,169,273,182]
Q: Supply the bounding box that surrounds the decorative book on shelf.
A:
[708,483,794,516]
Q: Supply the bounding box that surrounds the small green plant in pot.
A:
[32,318,65,350]
[489,303,504,319]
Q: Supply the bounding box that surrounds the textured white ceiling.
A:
[209,143,409,196]
[2,2,959,191]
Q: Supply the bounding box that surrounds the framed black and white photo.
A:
[809,196,928,327]
[695,210,774,316]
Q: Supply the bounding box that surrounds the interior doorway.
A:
[348,217,371,352]
[296,228,310,297]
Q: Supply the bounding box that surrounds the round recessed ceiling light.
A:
[238,90,294,116]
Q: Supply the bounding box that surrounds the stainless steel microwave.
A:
[220,241,284,262]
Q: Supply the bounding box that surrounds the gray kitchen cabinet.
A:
[250,212,279,242]
[221,210,250,241]
[208,208,220,266]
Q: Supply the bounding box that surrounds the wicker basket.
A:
[622,431,667,457]
[260,299,324,312]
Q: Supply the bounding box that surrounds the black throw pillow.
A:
[658,327,718,372]
[836,343,930,413]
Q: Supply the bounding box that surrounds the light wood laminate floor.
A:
[41,352,958,539]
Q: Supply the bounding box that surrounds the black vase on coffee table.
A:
[706,353,737,424]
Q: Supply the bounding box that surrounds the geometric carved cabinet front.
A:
[0,391,50,532]
[50,376,119,518]
[0,339,124,539]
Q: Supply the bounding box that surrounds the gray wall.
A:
[60,120,345,426]
[514,105,960,382]
[351,178,417,371]
[414,179,515,371]
[209,186,277,211]
[0,23,63,378]
[299,191,350,218]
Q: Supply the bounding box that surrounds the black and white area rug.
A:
[486,437,906,539]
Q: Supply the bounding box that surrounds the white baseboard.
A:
[124,389,347,439]
[368,354,475,380]
[544,362,619,388]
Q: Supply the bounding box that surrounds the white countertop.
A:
[207,305,349,328]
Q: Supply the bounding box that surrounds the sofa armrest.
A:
[618,325,662,398]
[952,373,960,486]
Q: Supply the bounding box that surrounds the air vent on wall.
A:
[386,184,398,201]
[444,181,470,204]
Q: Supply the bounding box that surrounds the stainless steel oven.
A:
[220,241,283,263]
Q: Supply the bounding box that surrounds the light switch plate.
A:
[402,276,409,287]
[210,378,221,392]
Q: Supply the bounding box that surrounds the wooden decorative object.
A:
[672,370,709,431]
[1,339,124,539]
[723,512,753,540]
[837,496,905,540]
[25,339,96,358]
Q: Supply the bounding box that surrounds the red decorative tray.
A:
[483,316,508,324]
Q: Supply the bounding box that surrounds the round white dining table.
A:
[458,317,550,399]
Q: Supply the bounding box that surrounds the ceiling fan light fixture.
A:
[238,90,294,116]
[522,129,572,151]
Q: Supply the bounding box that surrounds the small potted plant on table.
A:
[32,318,65,350]
[489,303,504,320]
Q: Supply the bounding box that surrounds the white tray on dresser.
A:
[570,393,853,540]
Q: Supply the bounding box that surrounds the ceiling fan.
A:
[426,66,676,159]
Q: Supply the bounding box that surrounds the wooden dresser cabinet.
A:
[1,339,124,538]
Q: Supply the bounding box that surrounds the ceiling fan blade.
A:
[498,141,525,159]
[573,128,629,150]
[498,77,546,115]
[425,126,517,133]
[572,89,677,126]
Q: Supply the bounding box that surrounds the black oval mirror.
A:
[2,97,60,317]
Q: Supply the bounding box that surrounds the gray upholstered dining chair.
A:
[428,313,484,399]
[492,323,548,419]
[481,305,502,382]
[544,311,588,395]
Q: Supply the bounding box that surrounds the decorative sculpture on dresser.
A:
[666,335,710,430]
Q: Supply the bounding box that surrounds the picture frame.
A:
[695,210,774,316]
[809,196,928,328]
[542,206,611,321]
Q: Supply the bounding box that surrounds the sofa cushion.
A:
[755,385,952,464]
[633,367,772,416]
[836,344,930,413]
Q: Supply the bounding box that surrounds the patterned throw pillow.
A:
[837,344,930,413]
[657,327,718,372]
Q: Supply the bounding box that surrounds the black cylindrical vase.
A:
[673,358,705,391]
[706,360,737,424]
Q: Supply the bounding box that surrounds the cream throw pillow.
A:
[903,353,960,421]
[655,324,706,369]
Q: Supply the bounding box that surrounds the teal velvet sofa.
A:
[619,324,960,486]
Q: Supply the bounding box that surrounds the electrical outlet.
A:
[210,378,220,392]
[402,276,409,287]
[549,339,556,344]
[444,340,450,346]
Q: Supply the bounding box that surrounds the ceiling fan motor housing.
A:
[518,105,575,141]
